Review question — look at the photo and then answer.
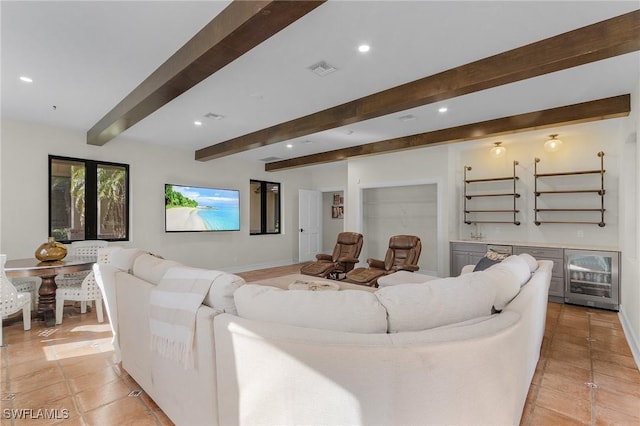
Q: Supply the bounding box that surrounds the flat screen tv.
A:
[165,184,240,232]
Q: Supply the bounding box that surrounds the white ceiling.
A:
[2,1,639,164]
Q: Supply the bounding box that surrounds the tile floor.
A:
[1,264,639,425]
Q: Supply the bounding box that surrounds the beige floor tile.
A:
[595,405,640,426]
[74,379,131,413]
[528,405,589,426]
[593,372,640,399]
[549,347,592,371]
[13,381,72,409]
[535,385,593,424]
[82,397,153,425]
[540,371,592,401]
[591,348,638,370]
[595,387,640,420]
[593,359,640,383]
[67,364,121,395]
[9,364,66,395]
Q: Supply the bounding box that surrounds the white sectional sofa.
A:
[95,247,552,426]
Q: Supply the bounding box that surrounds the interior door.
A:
[298,189,322,262]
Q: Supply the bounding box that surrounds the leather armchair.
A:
[300,232,363,279]
[345,235,422,287]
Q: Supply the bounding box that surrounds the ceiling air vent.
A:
[308,61,337,77]
[398,114,417,122]
[204,112,225,120]
[260,156,283,162]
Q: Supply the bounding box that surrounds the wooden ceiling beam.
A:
[87,0,325,146]
[196,9,640,161]
[264,94,630,171]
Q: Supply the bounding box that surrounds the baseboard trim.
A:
[618,305,640,371]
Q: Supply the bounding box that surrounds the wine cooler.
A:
[565,249,620,311]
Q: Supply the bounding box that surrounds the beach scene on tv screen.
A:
[165,185,240,231]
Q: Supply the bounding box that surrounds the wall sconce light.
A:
[490,142,506,158]
[544,134,563,152]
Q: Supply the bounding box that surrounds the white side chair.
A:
[1,254,31,345]
[10,277,40,310]
[55,245,112,325]
[56,240,109,287]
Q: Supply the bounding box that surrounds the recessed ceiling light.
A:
[438,107,448,113]
[286,144,293,149]
[358,44,370,53]
[194,121,202,126]
[19,76,33,83]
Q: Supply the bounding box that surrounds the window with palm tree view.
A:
[49,156,129,242]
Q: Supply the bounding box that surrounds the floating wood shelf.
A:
[465,176,519,183]
[466,209,520,213]
[465,192,520,199]
[465,220,521,225]
[534,152,605,226]
[463,161,520,225]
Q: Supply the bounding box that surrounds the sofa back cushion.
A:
[375,273,496,333]
[110,248,147,272]
[234,285,388,333]
[133,253,181,285]
[477,255,530,311]
[202,271,245,314]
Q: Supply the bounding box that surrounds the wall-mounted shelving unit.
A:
[463,161,520,225]
[534,151,605,227]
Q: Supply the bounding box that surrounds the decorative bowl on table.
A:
[35,237,67,262]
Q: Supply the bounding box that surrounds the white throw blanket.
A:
[149,267,223,368]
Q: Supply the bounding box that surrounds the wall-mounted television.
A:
[165,184,240,232]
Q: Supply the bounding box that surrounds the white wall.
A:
[0,119,333,271]
[347,145,452,277]
[454,119,623,249]
[322,191,343,253]
[619,82,640,368]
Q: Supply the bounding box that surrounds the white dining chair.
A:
[10,277,40,310]
[55,244,111,325]
[1,254,31,345]
[56,240,109,288]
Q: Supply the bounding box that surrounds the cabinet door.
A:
[450,251,470,277]
[549,277,564,298]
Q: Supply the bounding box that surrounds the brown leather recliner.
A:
[345,235,422,287]
[300,232,363,280]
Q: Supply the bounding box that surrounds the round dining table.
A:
[5,256,96,326]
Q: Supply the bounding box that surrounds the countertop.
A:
[450,239,620,252]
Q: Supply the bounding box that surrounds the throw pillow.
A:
[478,260,522,311]
[518,253,538,273]
[473,250,509,272]
[234,284,388,333]
[375,274,496,333]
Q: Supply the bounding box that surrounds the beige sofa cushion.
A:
[375,273,496,333]
[478,255,528,311]
[133,254,181,285]
[234,284,388,333]
[201,271,245,314]
[518,253,539,273]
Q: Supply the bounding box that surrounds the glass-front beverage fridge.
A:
[565,249,620,311]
